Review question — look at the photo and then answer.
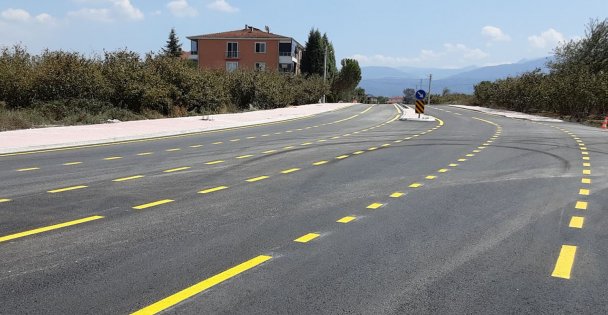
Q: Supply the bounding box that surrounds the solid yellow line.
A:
[131,255,272,315]
[163,167,191,173]
[47,185,88,193]
[390,192,405,198]
[133,199,174,210]
[205,160,224,165]
[198,186,228,194]
[104,156,122,160]
[579,189,590,196]
[63,162,83,166]
[551,245,577,279]
[313,160,328,166]
[294,233,320,243]
[236,155,254,159]
[409,183,423,188]
[281,168,300,174]
[246,176,270,182]
[113,175,144,182]
[337,216,356,223]
[0,216,104,243]
[166,148,181,152]
[575,201,588,210]
[0,198,12,203]
[569,216,584,229]
[17,167,39,172]
[367,203,383,209]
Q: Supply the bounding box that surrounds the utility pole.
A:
[322,45,328,103]
[427,74,432,106]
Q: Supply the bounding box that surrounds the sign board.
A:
[415,100,425,114]
[415,90,427,100]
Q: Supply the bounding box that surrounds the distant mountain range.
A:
[359,57,552,96]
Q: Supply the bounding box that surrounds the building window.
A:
[255,42,267,53]
[190,40,198,55]
[279,63,293,73]
[226,42,238,58]
[255,62,266,71]
[226,61,238,72]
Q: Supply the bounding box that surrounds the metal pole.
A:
[427,74,432,106]
[323,45,327,103]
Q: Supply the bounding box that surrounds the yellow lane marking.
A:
[458,158,467,162]
[394,140,403,143]
[263,150,277,154]
[381,144,391,147]
[230,139,240,142]
[236,155,254,159]
[449,164,459,167]
[390,192,405,198]
[0,198,12,203]
[317,139,327,143]
[284,146,295,150]
[579,189,590,196]
[113,175,144,182]
[0,215,104,243]
[473,150,481,153]
[281,168,300,174]
[301,142,313,146]
[582,178,591,184]
[368,147,378,151]
[133,199,174,210]
[104,156,122,160]
[466,154,475,157]
[438,169,449,173]
[163,167,191,173]
[582,156,590,160]
[580,147,587,150]
[337,216,356,223]
[286,130,293,133]
[213,142,223,145]
[199,186,228,194]
[131,255,272,315]
[261,134,270,137]
[313,160,328,166]
[367,203,383,209]
[189,145,203,148]
[353,151,365,155]
[63,162,82,166]
[336,155,349,160]
[583,163,591,167]
[47,185,88,193]
[137,152,154,156]
[404,137,413,140]
[583,170,591,175]
[205,160,224,165]
[551,245,577,279]
[478,146,486,149]
[17,167,40,172]
[581,152,589,155]
[343,134,351,137]
[246,136,256,139]
[426,175,437,180]
[575,201,588,210]
[246,176,270,183]
[331,136,340,139]
[166,148,181,152]
[569,216,584,229]
[409,183,423,188]
[294,233,320,243]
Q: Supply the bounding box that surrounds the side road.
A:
[0,103,355,154]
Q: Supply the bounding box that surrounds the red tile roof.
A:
[188,26,290,40]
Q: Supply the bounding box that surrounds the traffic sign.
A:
[415,90,427,100]
[415,100,425,114]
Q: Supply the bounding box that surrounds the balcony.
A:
[226,51,239,59]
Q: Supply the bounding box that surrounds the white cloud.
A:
[207,0,238,13]
[67,0,143,22]
[351,43,488,68]
[1,8,32,22]
[528,28,566,49]
[111,0,144,20]
[34,13,56,24]
[481,26,511,42]
[68,8,112,22]
[167,0,198,17]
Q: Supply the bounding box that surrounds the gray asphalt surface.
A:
[1,104,606,314]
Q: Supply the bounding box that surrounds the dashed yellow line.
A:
[133,199,174,210]
[337,216,356,223]
[198,186,228,194]
[137,152,153,156]
[353,151,365,155]
[246,176,270,183]
[17,167,40,172]
[0,198,12,203]
[294,233,320,243]
[458,158,467,162]
[336,155,349,160]
[449,164,459,167]
[163,167,191,173]
[131,255,272,315]
[0,215,104,243]
[313,160,328,166]
[575,201,588,210]
[426,175,437,180]
[263,150,277,154]
[47,185,88,193]
[367,203,383,209]
[63,162,82,166]
[189,145,203,148]
[368,147,378,151]
[230,139,240,142]
[581,178,591,184]
[552,245,577,279]
[390,192,405,198]
[579,189,590,196]
[205,160,224,165]
[438,169,449,173]
[569,216,584,229]
[281,168,300,174]
[113,175,144,182]
[166,148,181,152]
[283,146,295,150]
[212,142,223,145]
[236,155,254,159]
[583,169,591,175]
[104,156,122,160]
[409,183,423,188]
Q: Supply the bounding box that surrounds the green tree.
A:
[331,58,362,101]
[301,29,325,76]
[322,33,337,78]
[402,88,415,104]
[162,28,183,58]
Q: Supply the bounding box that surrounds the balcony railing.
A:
[226,51,239,59]
[279,51,293,57]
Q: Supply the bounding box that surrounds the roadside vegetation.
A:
[473,19,608,123]
[0,28,363,131]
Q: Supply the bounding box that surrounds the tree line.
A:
[473,19,608,121]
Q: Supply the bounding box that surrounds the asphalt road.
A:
[1,103,607,314]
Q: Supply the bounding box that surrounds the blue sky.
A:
[0,0,606,68]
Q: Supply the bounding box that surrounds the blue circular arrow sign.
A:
[415,90,427,100]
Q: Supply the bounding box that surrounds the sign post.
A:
[415,89,426,117]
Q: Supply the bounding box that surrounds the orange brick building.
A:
[187,25,303,74]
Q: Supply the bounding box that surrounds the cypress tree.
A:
[163,28,183,58]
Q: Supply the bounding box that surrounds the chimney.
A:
[245,24,248,30]
[265,25,270,33]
